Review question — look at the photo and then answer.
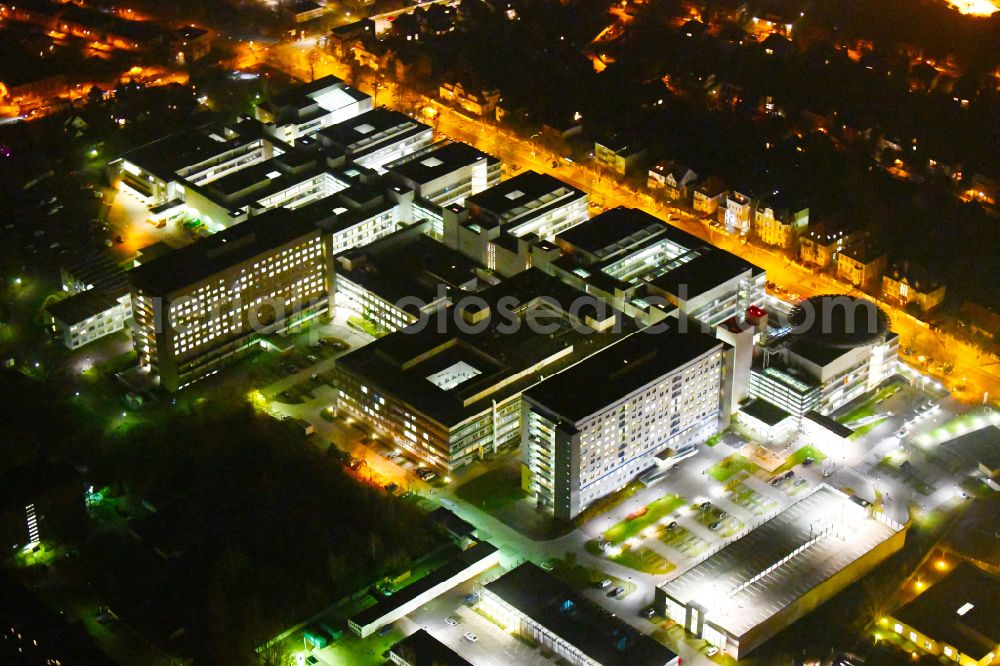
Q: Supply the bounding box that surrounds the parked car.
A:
[793,478,807,487]
[598,579,612,589]
[665,521,678,531]
[822,467,835,478]
[706,646,720,656]
[540,560,554,571]
[464,632,478,643]
[445,617,458,626]
[608,586,624,597]
[641,607,657,619]
[698,501,711,511]
[802,457,815,467]
[377,624,393,637]
[709,521,722,531]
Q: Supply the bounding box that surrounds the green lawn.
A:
[455,467,526,511]
[849,417,889,439]
[603,494,686,544]
[773,445,827,474]
[835,384,900,424]
[706,455,759,483]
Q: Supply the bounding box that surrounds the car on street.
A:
[822,467,835,478]
[463,593,478,604]
[445,617,458,626]
[464,632,478,643]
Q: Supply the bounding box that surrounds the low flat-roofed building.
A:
[317,108,433,173]
[334,222,483,333]
[736,398,796,443]
[45,289,126,350]
[385,140,500,207]
[348,541,500,638]
[801,410,854,447]
[112,122,272,204]
[388,629,473,666]
[172,25,211,64]
[334,269,636,470]
[547,207,765,329]
[129,207,331,391]
[480,563,680,666]
[938,425,1000,487]
[523,325,727,519]
[657,485,907,659]
[255,75,372,143]
[888,562,1000,665]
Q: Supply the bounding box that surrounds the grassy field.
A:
[773,445,827,475]
[603,494,686,544]
[588,540,676,575]
[706,454,759,483]
[455,467,526,511]
[835,384,900,424]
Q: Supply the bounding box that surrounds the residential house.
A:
[753,194,809,249]
[439,78,501,117]
[799,221,863,269]
[594,136,648,175]
[722,190,754,236]
[692,177,728,216]
[837,241,887,289]
[882,260,946,314]
[648,160,698,202]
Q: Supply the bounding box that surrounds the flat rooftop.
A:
[524,323,723,423]
[555,207,691,261]
[940,425,1000,472]
[386,140,496,184]
[318,107,430,156]
[128,207,321,296]
[659,485,902,640]
[649,247,761,300]
[336,229,480,312]
[486,563,678,666]
[466,170,584,221]
[893,562,1000,661]
[740,398,793,427]
[335,270,637,426]
[389,629,472,666]
[46,289,120,326]
[120,129,234,181]
[350,542,497,628]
